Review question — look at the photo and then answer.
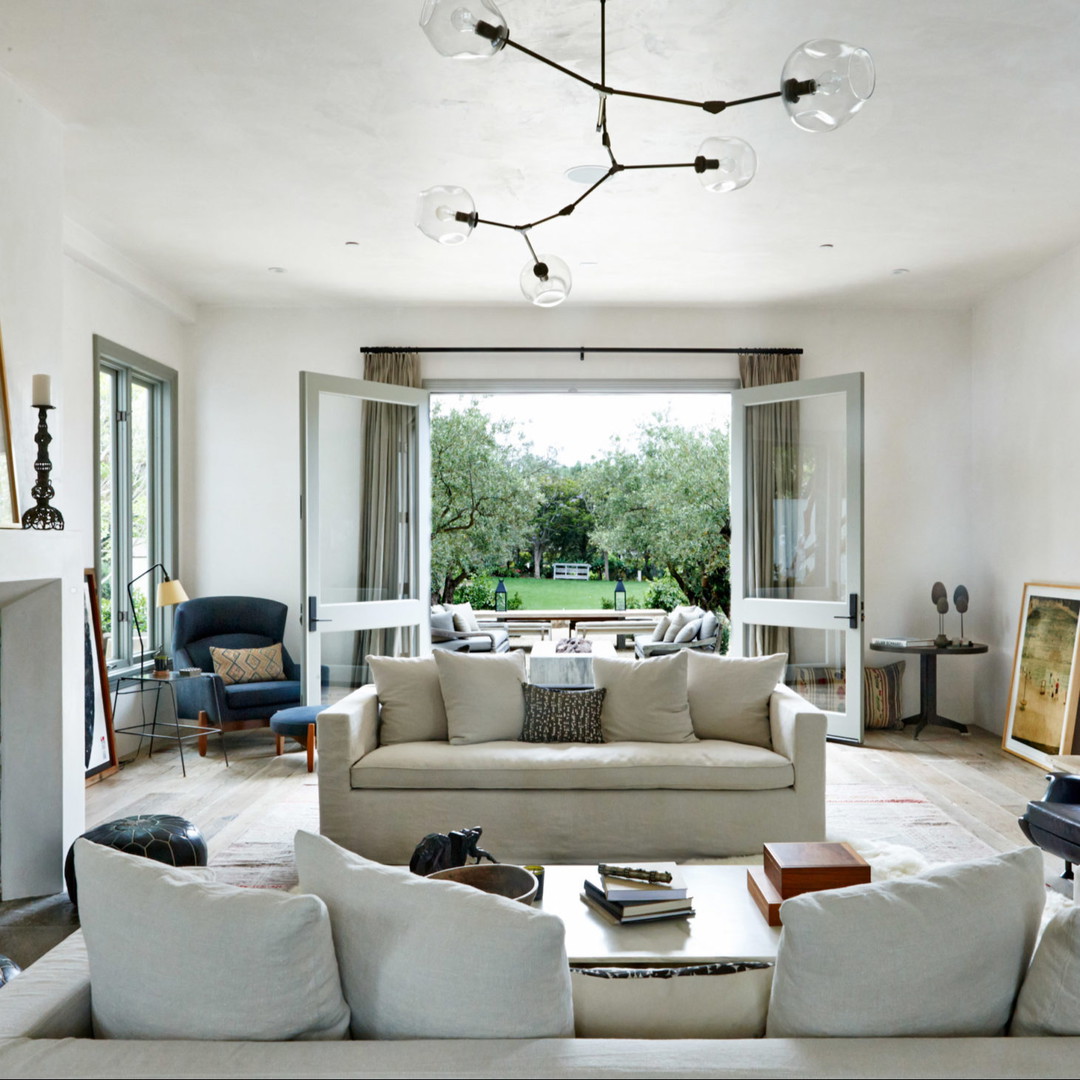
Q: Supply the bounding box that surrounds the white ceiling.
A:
[2,0,1079,310]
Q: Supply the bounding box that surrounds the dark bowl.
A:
[428,863,538,904]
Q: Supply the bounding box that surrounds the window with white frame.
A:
[94,336,178,670]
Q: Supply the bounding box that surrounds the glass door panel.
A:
[300,373,430,706]
[732,373,864,742]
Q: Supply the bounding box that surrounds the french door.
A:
[299,373,430,705]
[730,373,865,742]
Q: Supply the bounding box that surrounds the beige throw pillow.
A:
[686,652,787,747]
[210,643,286,685]
[75,839,350,1041]
[446,602,481,633]
[434,649,527,744]
[592,651,696,743]
[293,830,574,1040]
[367,655,448,744]
[1010,905,1080,1035]
[766,847,1045,1038]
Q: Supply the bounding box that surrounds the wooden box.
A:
[746,866,784,926]
[763,841,870,899]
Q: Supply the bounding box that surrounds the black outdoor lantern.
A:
[495,578,508,612]
[614,579,626,612]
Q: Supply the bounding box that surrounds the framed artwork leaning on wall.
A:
[0,320,19,527]
[1003,582,1080,768]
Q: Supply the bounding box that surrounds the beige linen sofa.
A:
[1,932,1078,1079]
[317,655,827,864]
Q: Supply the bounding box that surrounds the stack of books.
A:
[580,862,694,925]
[747,841,871,926]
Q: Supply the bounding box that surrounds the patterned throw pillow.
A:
[520,685,605,744]
[210,643,286,685]
[862,661,906,730]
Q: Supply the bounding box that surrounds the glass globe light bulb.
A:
[419,0,508,59]
[780,39,875,132]
[520,254,571,307]
[696,137,756,193]
[416,186,476,245]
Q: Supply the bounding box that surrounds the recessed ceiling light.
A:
[892,267,910,275]
[564,165,610,185]
[267,266,287,273]
[819,243,834,248]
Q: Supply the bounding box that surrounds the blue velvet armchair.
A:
[172,596,303,753]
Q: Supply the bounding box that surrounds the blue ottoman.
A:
[269,705,326,772]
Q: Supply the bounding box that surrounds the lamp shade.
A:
[781,39,875,132]
[416,186,476,245]
[697,137,756,193]
[420,0,508,59]
[156,579,189,607]
[520,255,571,307]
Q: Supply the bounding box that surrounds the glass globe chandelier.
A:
[416,0,875,307]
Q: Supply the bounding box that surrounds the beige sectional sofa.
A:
[1,932,1078,1079]
[317,650,828,864]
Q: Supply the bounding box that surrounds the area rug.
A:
[208,780,996,891]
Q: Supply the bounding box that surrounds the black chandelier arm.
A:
[470,167,620,234]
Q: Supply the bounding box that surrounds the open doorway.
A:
[429,388,732,650]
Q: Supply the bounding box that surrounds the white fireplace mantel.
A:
[0,529,85,899]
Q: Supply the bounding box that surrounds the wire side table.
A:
[112,672,229,776]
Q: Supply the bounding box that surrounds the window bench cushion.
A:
[350,739,794,791]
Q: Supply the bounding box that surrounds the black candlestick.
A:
[21,404,64,530]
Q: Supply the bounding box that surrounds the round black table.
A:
[868,641,988,739]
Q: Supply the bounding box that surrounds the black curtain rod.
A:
[361,346,802,356]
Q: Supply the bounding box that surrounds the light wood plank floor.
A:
[0,719,1062,970]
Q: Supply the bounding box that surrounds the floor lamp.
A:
[127,563,189,665]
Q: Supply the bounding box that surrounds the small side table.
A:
[112,673,229,776]
[868,641,988,740]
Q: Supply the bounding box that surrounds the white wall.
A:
[190,302,976,726]
[972,241,1080,737]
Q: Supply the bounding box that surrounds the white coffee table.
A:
[538,864,781,966]
[528,642,617,686]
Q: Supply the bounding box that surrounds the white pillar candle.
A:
[31,374,53,408]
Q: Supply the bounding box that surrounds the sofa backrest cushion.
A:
[293,830,574,1039]
[592,651,696,743]
[673,617,703,643]
[74,839,350,1041]
[368,654,448,743]
[1010,904,1080,1036]
[686,652,787,747]
[434,649,527,744]
[766,846,1044,1038]
[662,605,703,642]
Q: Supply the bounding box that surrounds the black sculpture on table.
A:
[410,826,497,876]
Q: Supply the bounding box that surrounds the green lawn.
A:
[496,577,655,610]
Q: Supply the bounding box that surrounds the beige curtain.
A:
[739,352,800,659]
[355,351,421,674]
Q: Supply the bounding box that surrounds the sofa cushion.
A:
[368,654,448,744]
[350,739,794,791]
[1010,904,1080,1036]
[662,607,698,642]
[74,839,349,1042]
[766,847,1045,1038]
[293,830,574,1040]
[593,651,696,743]
[686,652,787,747]
[435,650,527,744]
[446,602,481,633]
[650,615,671,642]
[210,642,286,685]
[222,678,301,711]
[520,684,605,744]
[673,617,703,643]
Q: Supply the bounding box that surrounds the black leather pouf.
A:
[64,814,208,909]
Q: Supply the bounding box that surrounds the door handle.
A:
[307,596,332,631]
[832,593,859,631]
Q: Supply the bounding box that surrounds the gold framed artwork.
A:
[0,322,19,527]
[1002,582,1080,768]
